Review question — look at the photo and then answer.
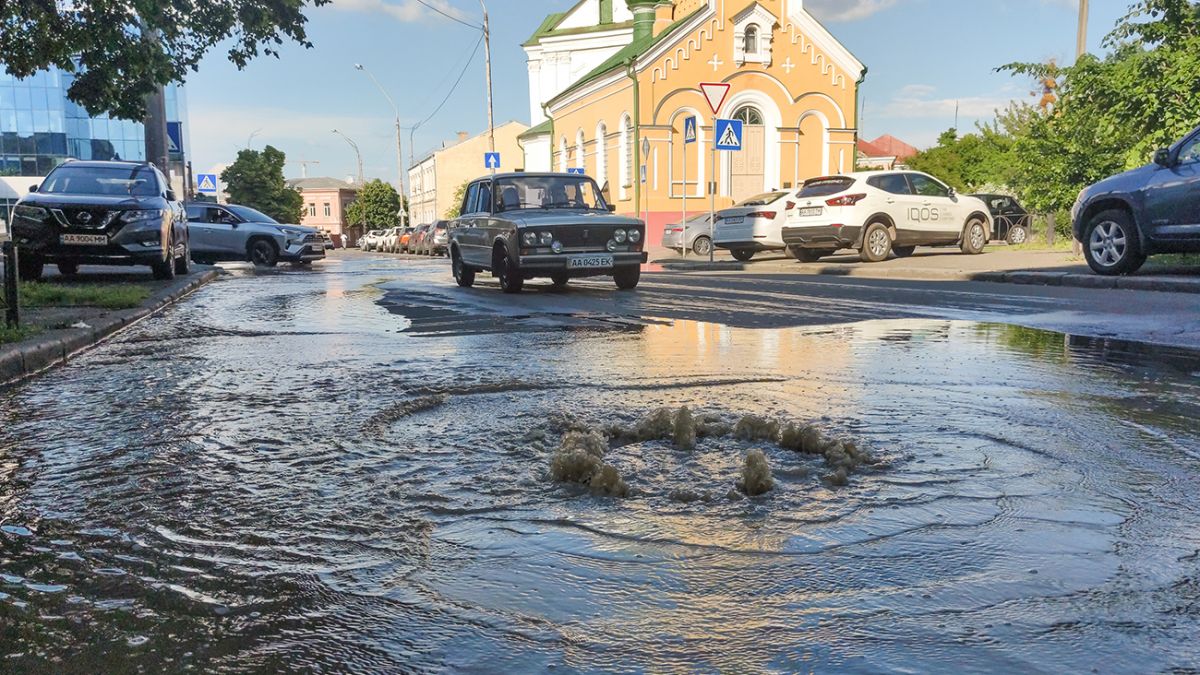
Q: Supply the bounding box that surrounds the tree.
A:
[445,180,470,219]
[906,124,1018,193]
[345,180,402,229]
[220,145,303,224]
[0,0,328,120]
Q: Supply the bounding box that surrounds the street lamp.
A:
[332,129,367,237]
[354,63,408,228]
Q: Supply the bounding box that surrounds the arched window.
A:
[559,136,568,172]
[743,25,759,55]
[734,106,764,125]
[595,121,608,188]
[619,113,633,196]
[575,129,586,169]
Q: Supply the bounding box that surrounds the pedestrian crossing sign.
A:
[683,116,697,144]
[196,173,218,194]
[714,118,743,151]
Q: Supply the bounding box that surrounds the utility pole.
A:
[354,64,408,228]
[479,0,495,154]
[1076,0,1090,60]
[333,129,367,237]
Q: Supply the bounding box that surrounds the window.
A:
[908,174,951,198]
[800,176,858,197]
[462,182,479,215]
[575,129,586,169]
[559,136,568,172]
[733,106,763,125]
[476,181,492,213]
[595,122,608,186]
[308,203,316,217]
[39,164,158,196]
[323,203,331,217]
[1178,136,1200,165]
[867,174,911,195]
[743,25,759,55]
[619,114,633,193]
[493,175,608,212]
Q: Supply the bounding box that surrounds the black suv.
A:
[1072,124,1200,275]
[10,160,190,280]
[972,193,1032,245]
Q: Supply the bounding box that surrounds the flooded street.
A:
[2,253,1199,672]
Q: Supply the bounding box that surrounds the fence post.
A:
[1046,213,1056,247]
[2,241,19,328]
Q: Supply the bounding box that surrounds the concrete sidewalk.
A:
[1,266,220,386]
[651,246,1200,294]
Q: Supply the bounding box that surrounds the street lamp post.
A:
[354,63,408,228]
[333,129,367,238]
[479,0,495,154]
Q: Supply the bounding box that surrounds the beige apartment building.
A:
[408,121,528,224]
[288,177,360,246]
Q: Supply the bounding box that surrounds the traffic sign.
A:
[700,82,731,115]
[566,167,585,175]
[714,119,743,151]
[196,173,218,194]
[166,122,183,156]
[683,116,697,144]
[484,152,501,170]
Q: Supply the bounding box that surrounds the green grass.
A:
[1001,238,1076,252]
[0,324,40,345]
[1150,253,1200,268]
[0,282,151,310]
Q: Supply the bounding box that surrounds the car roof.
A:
[54,159,154,170]
[470,172,593,181]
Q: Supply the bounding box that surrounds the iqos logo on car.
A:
[908,207,941,222]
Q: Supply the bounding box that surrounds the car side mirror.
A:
[1153,148,1172,167]
[608,205,617,212]
[947,187,957,198]
[28,184,38,193]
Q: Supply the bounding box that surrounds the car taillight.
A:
[826,194,867,207]
[668,227,683,234]
[747,211,777,219]
[785,201,796,211]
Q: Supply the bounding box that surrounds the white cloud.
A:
[330,0,471,24]
[804,0,899,22]
[878,85,1020,120]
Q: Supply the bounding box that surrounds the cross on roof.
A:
[707,54,724,72]
[782,58,795,74]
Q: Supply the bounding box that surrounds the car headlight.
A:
[120,209,166,223]
[538,231,553,246]
[13,204,48,221]
[607,239,618,252]
[627,228,641,243]
[613,228,627,243]
[551,240,563,254]
[521,231,538,247]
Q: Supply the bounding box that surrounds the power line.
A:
[412,0,481,31]
[413,32,484,131]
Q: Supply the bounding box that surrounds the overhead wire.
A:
[411,0,482,31]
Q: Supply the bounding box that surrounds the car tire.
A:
[692,236,712,257]
[57,261,79,276]
[495,248,523,293]
[731,249,755,262]
[1084,209,1146,276]
[249,239,279,268]
[960,218,988,255]
[1005,225,1028,245]
[551,272,570,287]
[174,237,192,276]
[151,235,176,281]
[892,245,916,258]
[860,222,892,262]
[614,265,641,290]
[17,254,44,281]
[452,249,475,288]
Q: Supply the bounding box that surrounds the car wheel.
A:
[551,272,570,287]
[17,254,44,281]
[692,236,712,257]
[960,218,988,255]
[892,245,916,258]
[174,236,192,276]
[495,248,523,293]
[731,249,755,262]
[249,239,279,268]
[1006,225,1029,245]
[860,222,892,262]
[151,234,176,280]
[1084,209,1146,276]
[57,261,79,276]
[452,249,475,288]
[614,265,641,290]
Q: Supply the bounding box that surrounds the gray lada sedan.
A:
[448,173,646,292]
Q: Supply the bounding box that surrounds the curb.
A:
[0,269,220,387]
[655,260,746,272]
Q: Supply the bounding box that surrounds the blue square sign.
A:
[714,119,743,151]
[566,167,586,175]
[196,173,218,194]
[484,152,501,170]
[683,116,697,144]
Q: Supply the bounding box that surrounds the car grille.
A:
[303,234,321,244]
[555,227,618,248]
[52,207,116,230]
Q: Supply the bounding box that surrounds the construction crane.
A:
[295,159,321,178]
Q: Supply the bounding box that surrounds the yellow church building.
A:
[519,0,866,243]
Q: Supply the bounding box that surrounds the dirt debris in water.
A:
[549,430,628,497]
[738,450,774,496]
[734,415,780,442]
[366,394,449,435]
[673,406,697,451]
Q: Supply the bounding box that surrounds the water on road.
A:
[1,255,1198,672]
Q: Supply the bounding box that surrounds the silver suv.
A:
[185,203,325,267]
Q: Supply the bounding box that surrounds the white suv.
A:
[781,171,992,262]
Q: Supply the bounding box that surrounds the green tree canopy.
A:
[444,181,470,219]
[220,145,303,225]
[345,180,402,229]
[0,0,327,119]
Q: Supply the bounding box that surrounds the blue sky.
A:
[186,0,1133,183]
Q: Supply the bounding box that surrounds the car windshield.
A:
[40,165,158,197]
[738,191,788,207]
[494,175,608,212]
[226,205,278,224]
[797,177,855,198]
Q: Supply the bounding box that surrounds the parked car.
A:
[449,172,645,292]
[377,227,399,253]
[713,190,795,261]
[409,224,431,255]
[781,171,991,262]
[973,193,1032,244]
[1072,123,1200,275]
[322,233,335,250]
[10,160,190,280]
[184,202,324,267]
[397,226,415,253]
[661,213,715,257]
[360,229,384,251]
[426,221,450,256]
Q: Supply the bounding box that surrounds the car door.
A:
[454,182,484,265]
[865,173,919,244]
[906,173,959,244]
[1144,132,1200,239]
[185,205,215,254]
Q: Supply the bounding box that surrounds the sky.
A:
[185,0,1135,184]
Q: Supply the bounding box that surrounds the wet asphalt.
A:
[0,251,1198,673]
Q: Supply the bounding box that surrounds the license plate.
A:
[60,234,108,246]
[798,207,823,217]
[722,216,744,225]
[568,255,614,269]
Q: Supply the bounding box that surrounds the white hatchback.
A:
[780,171,992,262]
[712,190,795,261]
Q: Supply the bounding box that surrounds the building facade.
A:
[287,177,360,245]
[521,0,865,242]
[407,121,529,225]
